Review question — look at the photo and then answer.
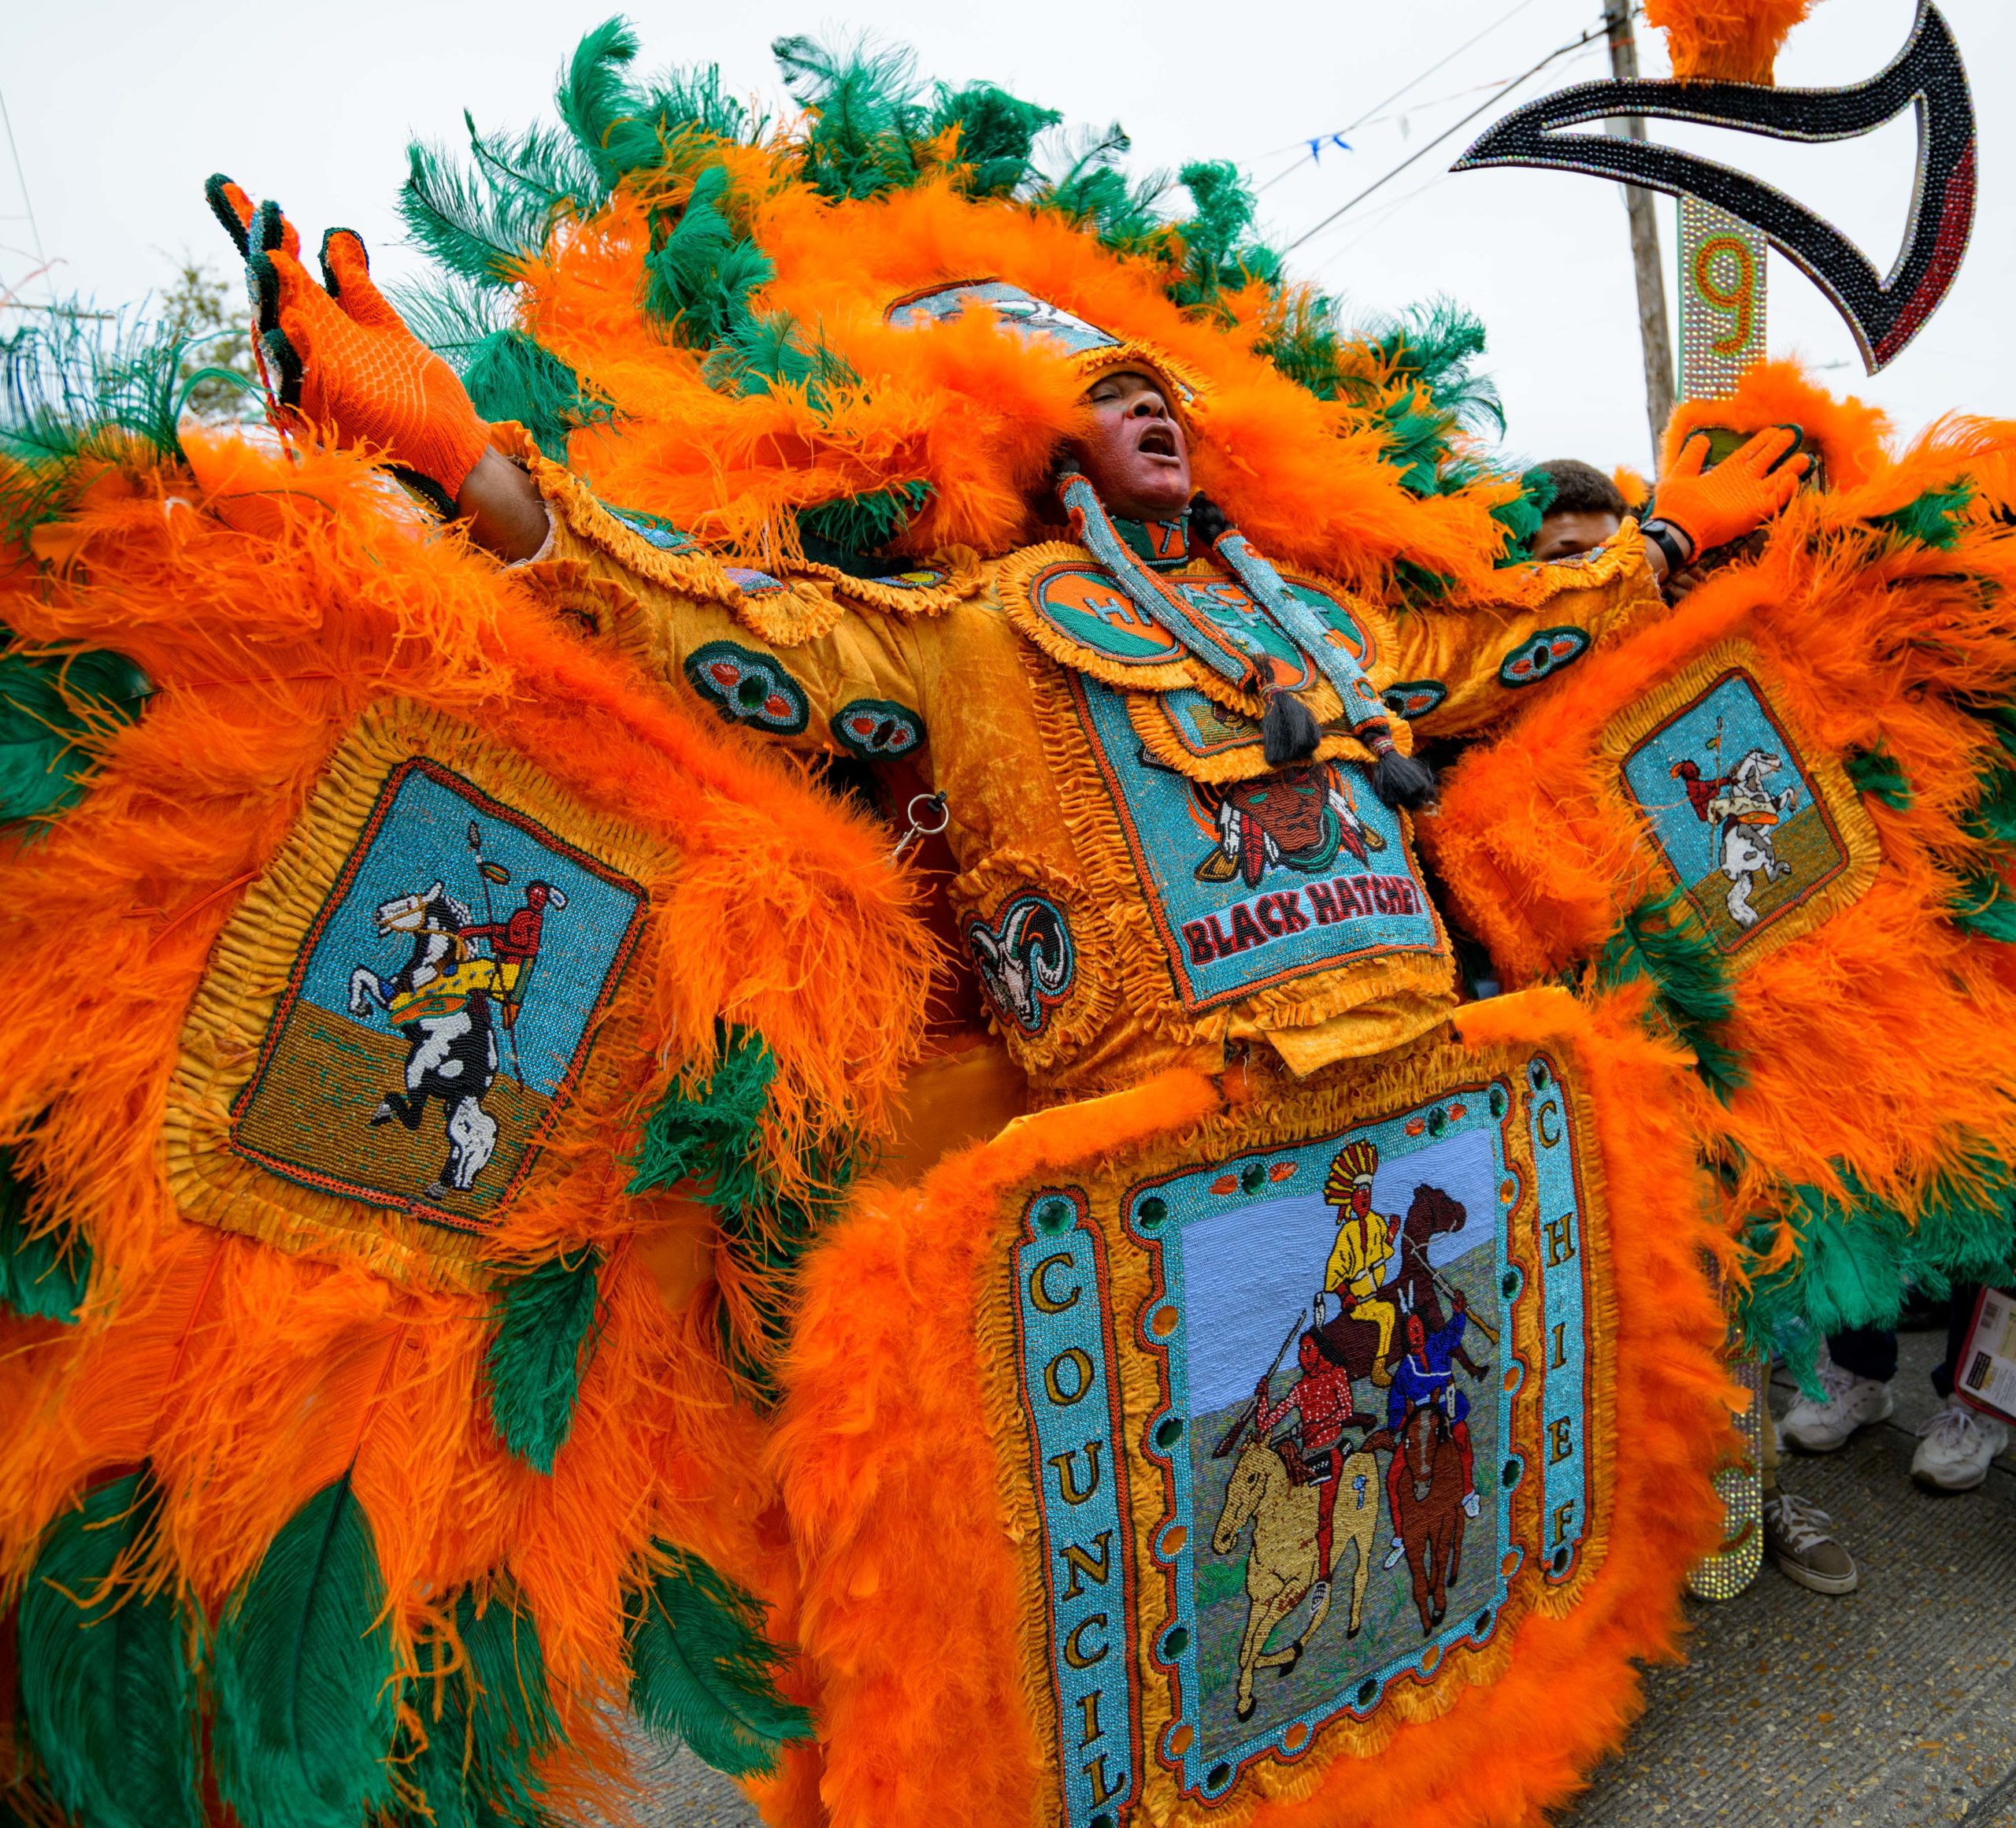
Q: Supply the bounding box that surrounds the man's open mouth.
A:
[1137,425,1179,458]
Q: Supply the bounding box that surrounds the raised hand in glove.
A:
[1647,425,1811,565]
[206,176,491,511]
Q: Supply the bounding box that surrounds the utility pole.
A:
[1603,1,1677,464]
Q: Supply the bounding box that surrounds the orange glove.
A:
[1651,425,1812,560]
[206,175,490,509]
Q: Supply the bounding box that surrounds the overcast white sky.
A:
[3,0,2007,472]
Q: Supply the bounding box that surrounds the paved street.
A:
[633,1330,2015,1828]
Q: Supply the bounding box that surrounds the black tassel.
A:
[1262,689,1322,766]
[1368,726,1437,810]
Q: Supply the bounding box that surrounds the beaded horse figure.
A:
[1367,1398,1468,1636]
[1210,1430,1380,1721]
[346,881,501,1199]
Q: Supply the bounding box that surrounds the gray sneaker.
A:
[1911,1396,2010,1492]
[1781,1357,1895,1452]
[1762,1489,1858,1595]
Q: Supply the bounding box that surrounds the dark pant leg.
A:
[1829,1326,1899,1384]
[1933,1285,1983,1400]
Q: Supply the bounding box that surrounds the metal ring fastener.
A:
[890,790,950,864]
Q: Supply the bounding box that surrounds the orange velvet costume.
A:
[511,422,1661,1092]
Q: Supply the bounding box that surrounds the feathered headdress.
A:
[391,20,1548,594]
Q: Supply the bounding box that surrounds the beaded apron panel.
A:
[984,1040,1615,1828]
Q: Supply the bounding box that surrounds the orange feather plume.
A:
[1646,0,1819,84]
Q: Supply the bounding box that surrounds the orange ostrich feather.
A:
[1423,362,2016,1325]
[1647,0,1819,84]
[0,432,935,1803]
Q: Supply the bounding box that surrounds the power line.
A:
[1250,0,1554,198]
[0,82,45,278]
[1333,0,1555,141]
[1282,19,1609,255]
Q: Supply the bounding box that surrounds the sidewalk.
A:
[636,1333,2016,1827]
[1567,1328,2016,1827]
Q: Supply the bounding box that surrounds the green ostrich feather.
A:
[211,1474,398,1828]
[1592,890,1744,1100]
[485,1248,604,1474]
[627,1544,813,1778]
[799,480,932,557]
[930,81,1062,198]
[1873,478,1974,552]
[1844,741,1914,810]
[1949,707,2016,940]
[701,311,861,412]
[561,20,760,195]
[1740,1157,2016,1389]
[400,1588,561,1828]
[3,307,248,540]
[17,1469,202,1828]
[1492,466,1558,566]
[0,1142,91,1322]
[0,639,151,829]
[1034,122,1171,250]
[643,163,777,347]
[628,1028,861,1399]
[773,34,931,202]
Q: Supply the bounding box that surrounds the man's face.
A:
[1298,1334,1320,1374]
[1350,1182,1373,1219]
[1406,1313,1426,1353]
[1529,509,1621,564]
[526,882,550,910]
[1072,369,1191,520]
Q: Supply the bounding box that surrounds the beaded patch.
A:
[1151,689,1264,760]
[684,640,810,735]
[721,565,786,596]
[1023,560,1369,692]
[1617,664,1855,954]
[887,277,1121,353]
[1381,680,1447,721]
[1497,626,1589,688]
[987,1037,1611,1826]
[1070,677,1438,1012]
[166,705,654,1255]
[598,500,698,552]
[967,891,1077,1036]
[830,697,926,761]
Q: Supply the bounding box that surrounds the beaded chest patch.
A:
[1070,677,1440,1011]
[985,1036,1611,1827]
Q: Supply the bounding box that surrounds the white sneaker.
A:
[1382,1535,1406,1570]
[1780,1358,1895,1452]
[1912,1396,2010,1492]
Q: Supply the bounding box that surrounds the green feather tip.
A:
[485,1248,604,1474]
[643,164,776,347]
[0,638,151,827]
[211,1473,398,1828]
[626,1545,813,1778]
[626,1028,862,1398]
[402,1588,560,1828]
[1844,741,1913,810]
[1740,1155,2016,1388]
[17,1469,202,1828]
[799,479,932,556]
[1593,890,1744,1100]
[1873,478,1974,552]
[0,1140,91,1322]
